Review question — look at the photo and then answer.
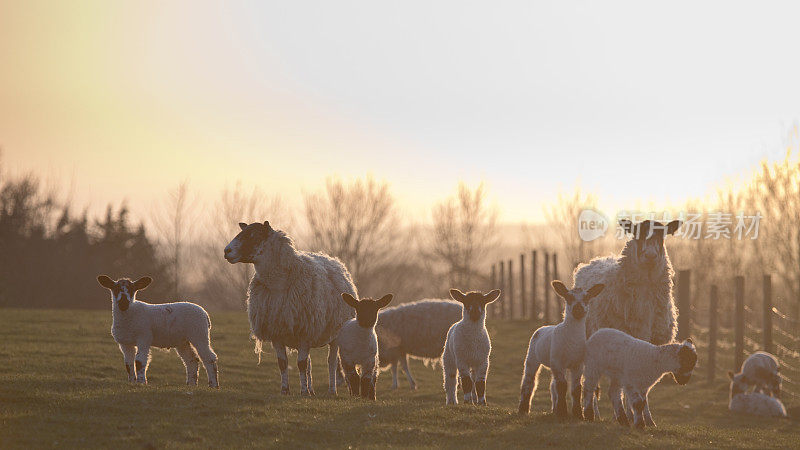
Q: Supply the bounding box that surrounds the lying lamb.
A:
[519,280,605,418]
[97,275,219,388]
[728,351,781,398]
[442,289,501,405]
[338,293,393,400]
[728,372,787,417]
[582,328,697,428]
[376,299,463,390]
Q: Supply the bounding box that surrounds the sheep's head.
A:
[753,366,782,399]
[672,338,697,385]
[727,370,749,396]
[449,289,501,322]
[551,280,604,321]
[342,293,393,328]
[224,221,273,264]
[97,275,151,311]
[619,219,681,268]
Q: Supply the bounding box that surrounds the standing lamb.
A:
[582,328,697,428]
[337,293,393,400]
[574,219,682,345]
[224,221,356,396]
[728,371,787,417]
[442,289,501,406]
[728,351,781,398]
[519,280,605,418]
[375,299,463,390]
[97,275,219,388]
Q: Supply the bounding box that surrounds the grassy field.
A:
[1,309,798,449]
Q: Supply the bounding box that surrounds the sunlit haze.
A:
[2,1,799,222]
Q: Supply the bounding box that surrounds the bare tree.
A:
[542,187,607,276]
[428,182,498,290]
[303,176,402,295]
[152,181,198,300]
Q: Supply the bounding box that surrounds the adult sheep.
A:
[224,221,356,396]
[573,219,681,345]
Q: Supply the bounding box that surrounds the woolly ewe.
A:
[442,289,501,406]
[97,275,219,387]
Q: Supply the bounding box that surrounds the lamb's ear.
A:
[551,280,570,300]
[264,220,273,232]
[341,293,359,309]
[449,289,466,303]
[376,294,393,309]
[97,275,115,289]
[727,371,735,381]
[585,283,605,300]
[133,276,152,291]
[239,222,248,231]
[666,220,682,236]
[619,219,634,235]
[483,289,501,304]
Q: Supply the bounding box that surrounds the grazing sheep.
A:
[519,280,605,418]
[375,299,463,390]
[97,275,219,388]
[728,376,787,417]
[728,351,781,398]
[337,293,393,400]
[442,289,501,406]
[224,221,356,396]
[582,328,697,428]
[574,219,682,345]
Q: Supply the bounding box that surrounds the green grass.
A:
[1,309,798,449]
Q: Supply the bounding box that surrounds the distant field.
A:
[1,309,798,448]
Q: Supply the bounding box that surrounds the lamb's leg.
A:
[643,392,656,427]
[442,348,458,405]
[272,342,290,395]
[336,359,347,388]
[176,342,200,385]
[118,344,137,382]
[390,362,399,390]
[297,343,313,396]
[626,388,645,429]
[400,354,417,390]
[474,361,490,406]
[551,368,569,418]
[519,360,540,414]
[608,380,628,426]
[549,376,558,414]
[327,342,339,395]
[569,367,583,419]
[193,338,219,388]
[306,355,314,396]
[343,361,360,396]
[581,371,598,421]
[457,361,475,405]
[360,360,377,400]
[134,341,151,384]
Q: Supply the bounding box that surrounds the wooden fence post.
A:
[532,250,538,320]
[763,274,772,354]
[489,264,496,319]
[508,259,514,320]
[677,270,692,341]
[499,261,505,321]
[708,285,718,384]
[544,252,550,323]
[520,254,527,320]
[735,276,745,370]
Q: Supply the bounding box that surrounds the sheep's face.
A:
[341,293,393,328]
[727,371,749,396]
[225,221,272,264]
[620,219,681,268]
[449,289,501,322]
[551,281,604,321]
[753,366,783,399]
[672,339,697,385]
[97,275,152,311]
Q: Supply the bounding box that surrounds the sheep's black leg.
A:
[272,342,290,395]
[552,370,568,418]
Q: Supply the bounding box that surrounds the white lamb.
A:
[574,219,681,345]
[375,299,463,390]
[582,328,697,428]
[442,289,501,406]
[224,221,356,396]
[97,275,219,388]
[728,351,781,398]
[519,280,605,418]
[728,390,787,417]
[337,293,393,400]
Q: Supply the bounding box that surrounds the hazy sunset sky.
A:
[2,1,799,222]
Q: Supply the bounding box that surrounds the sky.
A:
[1,1,799,223]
